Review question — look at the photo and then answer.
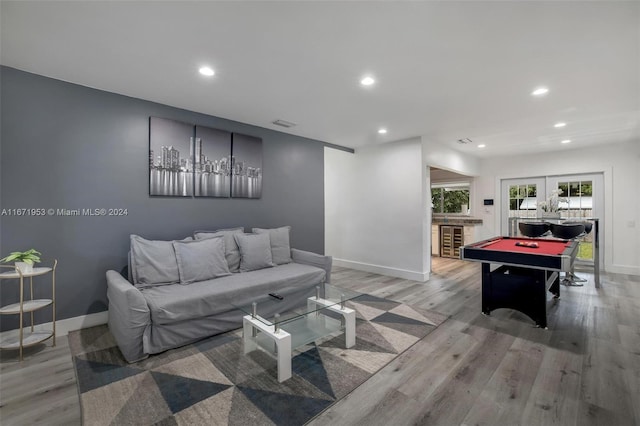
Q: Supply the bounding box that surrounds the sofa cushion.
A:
[234,233,275,272]
[130,235,182,288]
[194,227,244,272]
[252,226,292,265]
[173,238,231,284]
[141,262,326,325]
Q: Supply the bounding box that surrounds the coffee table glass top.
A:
[232,283,363,327]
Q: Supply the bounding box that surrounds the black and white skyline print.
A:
[149,117,194,197]
[194,125,232,197]
[231,133,263,199]
[149,118,263,199]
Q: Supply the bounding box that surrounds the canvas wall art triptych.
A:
[149,117,262,199]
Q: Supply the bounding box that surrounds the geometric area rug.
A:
[69,294,447,426]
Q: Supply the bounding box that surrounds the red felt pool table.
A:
[460,236,579,328]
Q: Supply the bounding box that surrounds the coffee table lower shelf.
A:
[242,298,356,382]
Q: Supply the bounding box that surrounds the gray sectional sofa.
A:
[106,226,332,363]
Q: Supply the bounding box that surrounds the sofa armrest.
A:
[106,270,150,363]
[291,249,333,284]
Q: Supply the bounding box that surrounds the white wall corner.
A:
[424,160,432,275]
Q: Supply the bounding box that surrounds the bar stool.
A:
[550,223,586,286]
[563,221,593,283]
[518,222,550,238]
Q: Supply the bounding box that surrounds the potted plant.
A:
[537,189,568,218]
[0,249,42,274]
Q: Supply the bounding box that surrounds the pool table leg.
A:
[481,263,492,316]
[548,271,560,299]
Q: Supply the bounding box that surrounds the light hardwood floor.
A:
[1,258,639,425]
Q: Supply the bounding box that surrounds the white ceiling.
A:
[2,1,639,158]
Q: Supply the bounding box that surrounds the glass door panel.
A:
[501,178,545,235]
[547,174,603,263]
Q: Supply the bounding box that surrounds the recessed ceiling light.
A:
[554,122,567,128]
[531,87,549,96]
[360,76,375,86]
[478,144,486,148]
[199,66,215,77]
[378,128,387,134]
[561,139,571,144]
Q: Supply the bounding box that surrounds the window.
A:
[431,182,470,214]
[508,183,537,218]
[556,180,593,217]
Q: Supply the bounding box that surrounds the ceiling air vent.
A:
[272,119,297,128]
[457,138,473,144]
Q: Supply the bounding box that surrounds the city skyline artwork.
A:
[149,117,263,198]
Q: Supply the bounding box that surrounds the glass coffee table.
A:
[233,283,363,382]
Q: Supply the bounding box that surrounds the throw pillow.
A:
[194,227,244,273]
[173,237,231,284]
[252,226,292,265]
[130,235,181,288]
[234,233,275,272]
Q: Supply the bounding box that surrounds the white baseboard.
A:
[607,264,640,276]
[0,311,108,340]
[333,258,430,282]
[58,311,109,335]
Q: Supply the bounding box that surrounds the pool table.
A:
[460,236,579,328]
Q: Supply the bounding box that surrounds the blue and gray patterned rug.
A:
[69,294,447,425]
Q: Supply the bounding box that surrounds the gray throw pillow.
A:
[252,226,292,265]
[173,237,231,284]
[194,227,244,272]
[130,235,180,288]
[234,233,275,272]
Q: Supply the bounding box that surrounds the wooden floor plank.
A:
[0,335,81,426]
[461,336,547,426]
[578,336,636,426]
[521,345,583,426]
[405,326,517,425]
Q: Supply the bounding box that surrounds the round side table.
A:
[0,260,57,361]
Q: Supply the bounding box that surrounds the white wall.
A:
[473,175,499,241]
[325,138,429,281]
[478,140,640,275]
[423,139,480,177]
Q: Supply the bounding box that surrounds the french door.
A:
[502,173,603,263]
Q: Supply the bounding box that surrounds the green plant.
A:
[0,249,42,265]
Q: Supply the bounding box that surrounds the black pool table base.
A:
[481,263,560,329]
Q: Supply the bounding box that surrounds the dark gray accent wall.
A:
[0,66,326,330]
